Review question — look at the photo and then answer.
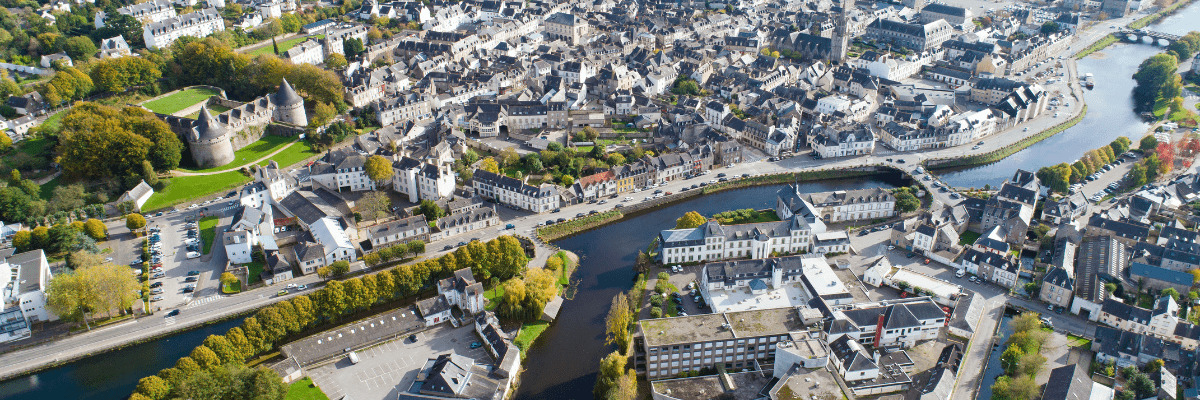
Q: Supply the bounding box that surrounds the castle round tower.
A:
[273,78,308,127]
[189,105,236,168]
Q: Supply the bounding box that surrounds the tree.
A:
[560,175,574,187]
[1129,163,1148,187]
[1040,21,1060,35]
[1162,287,1180,301]
[1132,54,1179,112]
[479,157,500,174]
[83,219,107,240]
[417,200,445,223]
[594,351,628,400]
[45,272,88,325]
[11,230,30,252]
[325,52,348,69]
[342,38,365,58]
[406,240,424,255]
[59,36,97,60]
[58,103,182,179]
[220,272,239,288]
[605,292,633,352]
[1140,135,1159,152]
[357,191,391,221]
[329,260,351,276]
[136,375,171,400]
[126,213,147,231]
[675,211,707,229]
[311,102,337,127]
[364,155,394,183]
[894,188,920,212]
[1001,346,1024,375]
[1011,313,1042,333]
[1017,352,1046,376]
[545,255,563,271]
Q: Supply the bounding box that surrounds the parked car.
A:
[187,271,200,276]
[470,342,483,349]
[186,252,200,259]
[150,296,163,302]
[166,309,180,317]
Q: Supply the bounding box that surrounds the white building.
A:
[309,148,376,192]
[391,156,456,203]
[310,217,357,264]
[470,169,560,213]
[224,205,276,264]
[1,250,55,343]
[827,298,946,349]
[366,215,429,249]
[811,125,875,158]
[143,8,226,50]
[659,217,815,265]
[96,0,176,28]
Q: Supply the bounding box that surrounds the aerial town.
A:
[0,0,1197,397]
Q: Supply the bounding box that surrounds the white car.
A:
[186,251,201,259]
[955,270,965,278]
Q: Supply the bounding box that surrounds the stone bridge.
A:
[1118,28,1181,46]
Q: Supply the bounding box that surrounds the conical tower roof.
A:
[275,78,304,106]
[194,105,229,140]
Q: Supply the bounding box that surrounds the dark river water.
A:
[514,174,907,399]
[938,2,1200,188]
[0,317,244,400]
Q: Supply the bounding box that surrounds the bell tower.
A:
[831,0,850,63]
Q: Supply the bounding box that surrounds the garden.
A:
[141,87,223,115]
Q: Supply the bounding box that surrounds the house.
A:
[366,215,428,249]
[1129,262,1194,293]
[96,0,176,28]
[864,18,953,52]
[309,218,357,265]
[433,204,499,241]
[811,124,875,158]
[1040,267,1074,309]
[1042,193,1089,225]
[470,169,560,213]
[803,188,895,223]
[309,148,376,192]
[39,52,72,68]
[1041,364,1113,400]
[117,180,155,210]
[391,156,456,203]
[6,92,45,116]
[1,250,56,343]
[699,255,853,312]
[98,36,132,58]
[224,205,276,264]
[828,298,947,349]
[980,170,1039,234]
[959,248,1019,289]
[437,268,485,315]
[1098,295,1179,338]
[412,351,503,399]
[658,217,814,265]
[260,251,294,284]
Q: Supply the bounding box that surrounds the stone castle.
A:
[159,79,308,169]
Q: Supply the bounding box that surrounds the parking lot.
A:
[308,324,491,400]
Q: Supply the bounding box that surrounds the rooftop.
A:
[640,307,807,347]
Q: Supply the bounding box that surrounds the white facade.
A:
[1,250,56,344]
[143,8,226,49]
[391,158,456,203]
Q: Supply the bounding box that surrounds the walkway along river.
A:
[937,0,1200,188]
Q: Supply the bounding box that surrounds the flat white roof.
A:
[802,257,850,298]
[891,269,961,301]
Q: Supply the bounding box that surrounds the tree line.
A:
[130,235,527,400]
[1037,136,1131,194]
[1132,31,1200,113]
[991,313,1048,400]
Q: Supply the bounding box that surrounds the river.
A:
[0,317,243,400]
[938,1,1200,188]
[514,174,907,399]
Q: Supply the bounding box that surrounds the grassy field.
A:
[142,170,251,211]
[284,378,330,400]
[37,176,61,201]
[183,104,231,120]
[247,34,325,57]
[1074,34,1118,59]
[199,216,219,254]
[958,230,982,246]
[245,261,264,284]
[514,321,550,354]
[222,280,241,294]
[181,135,297,173]
[258,140,321,168]
[40,111,65,133]
[142,87,222,115]
[484,285,505,311]
[712,209,780,225]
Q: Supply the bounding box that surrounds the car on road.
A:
[457,241,468,247]
[166,309,180,317]
[955,270,965,278]
[186,251,200,259]
[298,284,308,290]
[409,334,418,343]
[897,159,906,164]
[185,276,198,282]
[505,223,516,230]
[623,197,633,202]
[716,173,726,178]
[277,290,289,296]
[150,282,163,288]
[443,245,454,251]
[183,287,195,293]
[576,213,586,218]
[151,288,164,295]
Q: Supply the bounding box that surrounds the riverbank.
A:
[927,105,1088,171]
[1129,0,1198,29]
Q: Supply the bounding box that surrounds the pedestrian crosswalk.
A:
[164,316,176,326]
[185,295,221,309]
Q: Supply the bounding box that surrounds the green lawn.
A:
[222,280,241,294]
[285,378,330,400]
[1067,334,1092,348]
[181,135,298,173]
[245,261,264,284]
[141,87,222,115]
[40,112,64,133]
[199,216,219,255]
[484,285,505,311]
[247,34,325,57]
[959,230,982,246]
[183,104,232,120]
[37,176,61,201]
[514,321,550,354]
[141,170,251,211]
[712,209,781,225]
[259,140,321,168]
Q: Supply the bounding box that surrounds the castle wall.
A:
[189,137,235,168]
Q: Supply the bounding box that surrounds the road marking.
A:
[185,295,221,309]
[164,316,176,326]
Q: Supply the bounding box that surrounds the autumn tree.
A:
[605,292,633,352]
[58,102,183,179]
[83,219,107,240]
[675,211,707,229]
[135,376,171,400]
[357,191,391,221]
[126,213,147,231]
[478,157,500,174]
[364,155,394,184]
[89,56,162,94]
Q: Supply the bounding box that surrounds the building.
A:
[918,3,972,26]
[411,351,502,399]
[637,307,807,380]
[802,188,895,223]
[433,204,499,241]
[117,180,155,210]
[436,268,485,315]
[1041,364,1113,400]
[1098,295,1179,338]
[142,8,226,49]
[224,205,276,264]
[96,0,176,28]
[470,169,560,213]
[980,170,1040,234]
[658,217,815,265]
[811,124,875,158]
[699,255,853,312]
[391,156,456,203]
[543,12,588,45]
[1040,266,1074,309]
[309,148,376,192]
[959,248,1019,288]
[827,298,947,349]
[1,250,55,343]
[864,19,953,52]
[366,215,429,249]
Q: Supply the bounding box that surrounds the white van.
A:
[186,251,200,259]
[955,269,965,278]
[348,351,360,364]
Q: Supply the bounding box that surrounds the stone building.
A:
[159,80,307,169]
